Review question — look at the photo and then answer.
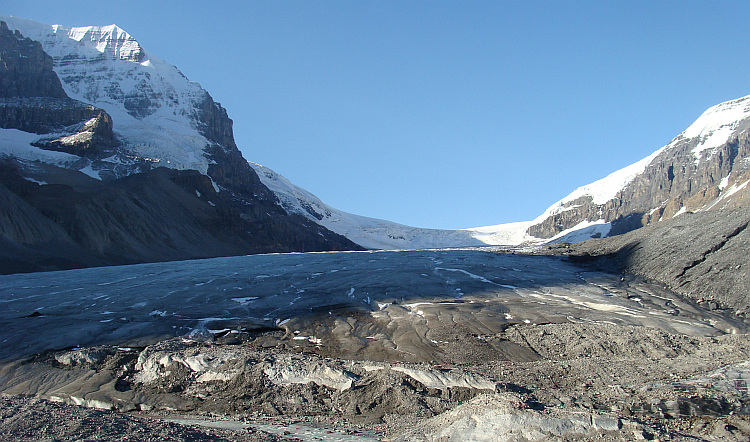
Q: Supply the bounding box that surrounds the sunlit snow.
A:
[682,96,750,156]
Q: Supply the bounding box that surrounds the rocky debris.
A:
[0,395,287,441]
[501,323,704,361]
[388,366,497,391]
[263,357,358,391]
[0,340,497,425]
[396,393,631,441]
[3,325,750,440]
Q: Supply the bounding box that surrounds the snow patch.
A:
[719,175,731,191]
[0,128,78,165]
[264,360,355,391]
[548,220,612,243]
[390,366,497,391]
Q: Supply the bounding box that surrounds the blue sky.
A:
[5,1,749,229]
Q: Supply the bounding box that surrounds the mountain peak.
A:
[55,22,144,62]
[681,94,750,160]
[1,15,216,175]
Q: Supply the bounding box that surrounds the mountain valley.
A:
[0,15,750,442]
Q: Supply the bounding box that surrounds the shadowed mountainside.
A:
[0,159,360,274]
[557,206,750,314]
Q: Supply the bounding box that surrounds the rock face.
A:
[528,96,750,241]
[0,21,66,99]
[0,159,359,274]
[33,111,117,157]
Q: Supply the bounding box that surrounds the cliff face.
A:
[0,21,66,99]
[196,92,277,202]
[529,97,750,240]
[0,158,360,274]
[0,97,102,134]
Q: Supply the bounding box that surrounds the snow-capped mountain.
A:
[2,16,748,255]
[0,15,217,178]
[0,16,359,273]
[527,95,750,240]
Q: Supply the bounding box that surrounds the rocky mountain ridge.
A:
[0,21,65,99]
[528,96,750,240]
[2,15,749,259]
[0,20,117,158]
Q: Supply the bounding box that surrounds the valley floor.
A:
[1,247,749,440]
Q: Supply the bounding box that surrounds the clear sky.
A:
[4,1,749,229]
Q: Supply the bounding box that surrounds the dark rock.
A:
[33,110,119,157]
[0,21,118,157]
[567,206,750,313]
[0,97,103,134]
[0,21,67,99]
[0,159,361,274]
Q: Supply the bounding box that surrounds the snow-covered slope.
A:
[686,96,750,158]
[1,16,216,177]
[250,162,544,249]
[250,162,515,249]
[551,95,750,211]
